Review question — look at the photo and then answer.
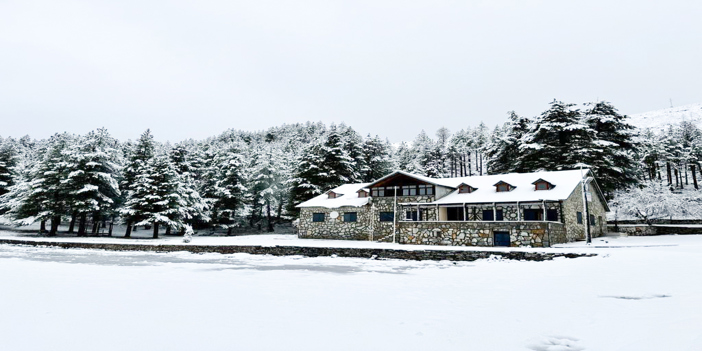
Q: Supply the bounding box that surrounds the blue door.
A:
[494,232,510,247]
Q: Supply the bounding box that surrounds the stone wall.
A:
[0,238,594,262]
[562,183,608,241]
[298,206,372,241]
[372,195,436,242]
[398,221,567,247]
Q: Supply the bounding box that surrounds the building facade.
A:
[296,170,609,247]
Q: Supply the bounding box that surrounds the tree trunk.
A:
[179,227,185,236]
[227,227,232,236]
[165,226,171,235]
[685,164,689,185]
[68,211,77,233]
[666,162,672,185]
[467,151,472,176]
[674,168,680,188]
[78,213,87,237]
[125,221,132,238]
[153,222,159,239]
[692,164,699,190]
[91,212,100,235]
[266,201,274,232]
[40,220,47,233]
[49,216,60,236]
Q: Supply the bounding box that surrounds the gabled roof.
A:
[365,170,455,189]
[296,183,371,208]
[493,180,515,188]
[430,169,603,206]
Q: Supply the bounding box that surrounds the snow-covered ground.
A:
[1,234,701,350]
[629,102,702,130]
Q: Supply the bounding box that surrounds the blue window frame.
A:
[547,209,558,222]
[312,213,325,222]
[482,210,494,221]
[379,212,394,222]
[344,212,357,222]
[577,212,583,224]
[496,209,503,221]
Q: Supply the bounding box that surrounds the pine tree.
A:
[361,135,393,182]
[486,111,531,174]
[120,130,156,237]
[211,142,247,233]
[520,100,593,171]
[0,138,18,199]
[584,101,640,197]
[121,155,185,238]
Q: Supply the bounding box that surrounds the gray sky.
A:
[1,0,701,143]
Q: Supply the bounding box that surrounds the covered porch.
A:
[398,201,563,223]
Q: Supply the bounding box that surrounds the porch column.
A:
[542,200,547,222]
[436,204,439,221]
[493,202,496,222]
[517,201,521,221]
[463,203,467,221]
[417,204,420,222]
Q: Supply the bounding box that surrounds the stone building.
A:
[296,169,609,247]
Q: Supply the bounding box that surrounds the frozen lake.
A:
[1,235,701,350]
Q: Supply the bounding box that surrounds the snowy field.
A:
[1,235,701,351]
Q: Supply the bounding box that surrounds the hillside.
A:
[628,103,702,130]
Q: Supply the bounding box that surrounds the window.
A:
[358,190,368,198]
[312,213,325,222]
[497,184,509,192]
[547,209,558,222]
[418,184,433,195]
[590,214,596,226]
[344,212,357,222]
[523,209,543,221]
[447,207,464,221]
[577,212,583,224]
[483,210,494,221]
[384,187,397,197]
[371,187,384,197]
[535,182,549,190]
[496,209,504,221]
[405,211,418,221]
[402,185,417,196]
[458,185,474,194]
[379,212,394,222]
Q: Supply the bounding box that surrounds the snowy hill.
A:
[628,103,702,131]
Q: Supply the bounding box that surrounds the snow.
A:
[426,169,589,205]
[296,182,371,208]
[1,234,701,350]
[628,102,702,130]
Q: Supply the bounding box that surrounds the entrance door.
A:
[494,231,510,247]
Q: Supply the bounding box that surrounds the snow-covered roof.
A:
[408,169,593,205]
[296,183,372,208]
[365,170,455,189]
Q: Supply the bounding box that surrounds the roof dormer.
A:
[457,183,477,194]
[493,181,515,192]
[357,189,369,198]
[532,179,555,191]
[327,191,343,199]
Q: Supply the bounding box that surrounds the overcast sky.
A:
[1,0,701,143]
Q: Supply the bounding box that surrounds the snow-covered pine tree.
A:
[485,111,531,174]
[22,133,74,235]
[0,138,18,199]
[339,124,366,183]
[520,100,588,172]
[584,101,639,197]
[120,129,156,237]
[361,135,393,182]
[170,144,209,235]
[211,142,247,234]
[63,128,121,236]
[121,155,185,239]
[288,140,325,216]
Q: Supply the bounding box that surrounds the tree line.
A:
[1,99,698,234]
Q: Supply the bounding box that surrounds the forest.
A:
[0,100,699,236]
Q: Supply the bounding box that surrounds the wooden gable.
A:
[458,183,477,194]
[532,178,555,191]
[493,181,515,192]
